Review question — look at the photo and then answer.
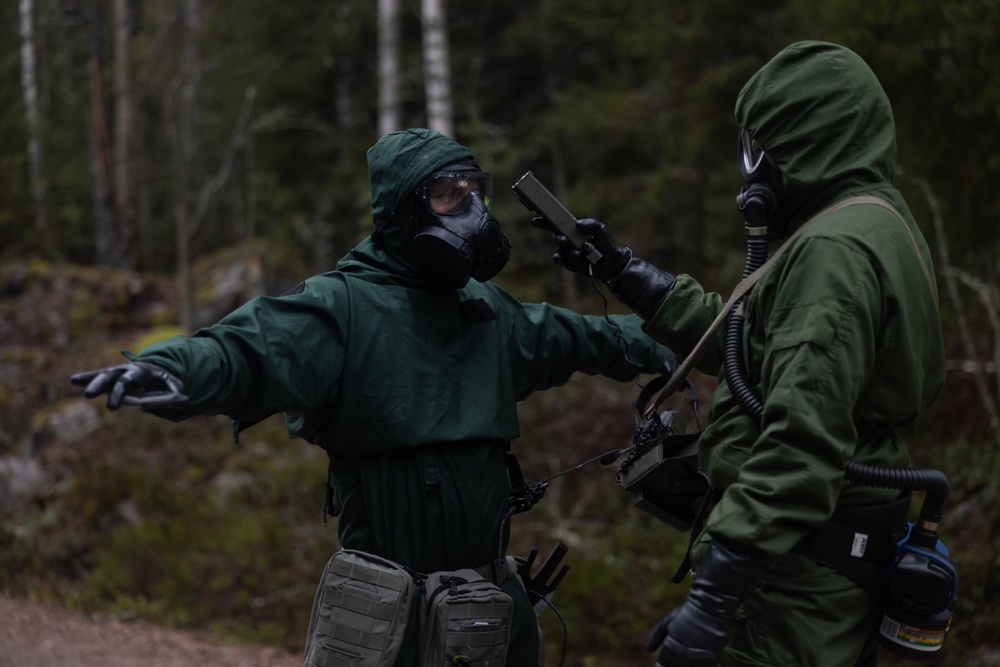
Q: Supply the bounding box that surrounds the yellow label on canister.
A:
[879,614,949,652]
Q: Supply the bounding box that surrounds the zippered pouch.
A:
[418,568,513,667]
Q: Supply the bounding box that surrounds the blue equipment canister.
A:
[877,522,958,660]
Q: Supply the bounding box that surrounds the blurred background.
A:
[1,0,998,664]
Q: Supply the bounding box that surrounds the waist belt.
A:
[794,493,912,600]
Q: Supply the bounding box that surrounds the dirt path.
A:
[0,594,303,667]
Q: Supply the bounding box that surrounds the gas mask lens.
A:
[422,171,492,215]
[738,127,766,181]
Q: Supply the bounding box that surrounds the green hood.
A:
[366,127,472,264]
[338,128,474,289]
[735,41,898,227]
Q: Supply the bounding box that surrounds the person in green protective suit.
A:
[70,128,674,666]
[536,42,945,666]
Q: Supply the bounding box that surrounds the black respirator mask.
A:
[411,165,512,287]
[736,127,791,237]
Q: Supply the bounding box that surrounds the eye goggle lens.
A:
[424,172,492,214]
[739,128,766,177]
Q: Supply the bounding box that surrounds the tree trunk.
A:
[377,0,401,137]
[420,0,453,138]
[85,0,116,266]
[113,0,137,269]
[175,0,201,333]
[18,0,52,258]
[334,2,355,140]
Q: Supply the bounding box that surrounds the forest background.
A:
[2,0,999,665]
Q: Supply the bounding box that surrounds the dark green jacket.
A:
[644,42,945,561]
[136,128,670,573]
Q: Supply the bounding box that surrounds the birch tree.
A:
[18,0,50,256]
[377,0,401,137]
[420,0,453,138]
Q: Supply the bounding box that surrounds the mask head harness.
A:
[411,160,511,286]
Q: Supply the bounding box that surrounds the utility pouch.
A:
[418,568,513,667]
[303,549,414,667]
[794,493,912,600]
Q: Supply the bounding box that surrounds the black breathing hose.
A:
[844,461,951,527]
[724,186,772,421]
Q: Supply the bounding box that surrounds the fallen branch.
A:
[898,166,1000,452]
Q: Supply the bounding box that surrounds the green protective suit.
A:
[643,43,945,666]
[135,128,672,666]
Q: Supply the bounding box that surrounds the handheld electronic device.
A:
[616,375,708,532]
[512,171,603,264]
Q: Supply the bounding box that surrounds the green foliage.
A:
[4,0,998,286]
[528,510,692,661]
[4,410,332,649]
[507,377,699,662]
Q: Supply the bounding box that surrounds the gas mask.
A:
[411,165,512,287]
[736,127,790,237]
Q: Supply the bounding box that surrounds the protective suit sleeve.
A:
[134,276,348,424]
[487,286,673,400]
[641,274,728,376]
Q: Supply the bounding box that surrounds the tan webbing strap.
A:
[834,195,936,293]
[643,262,765,418]
[475,560,506,585]
[644,195,925,418]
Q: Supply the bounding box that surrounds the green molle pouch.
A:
[303,549,414,667]
[419,568,513,667]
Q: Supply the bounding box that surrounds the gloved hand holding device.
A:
[645,540,769,667]
[71,361,188,411]
[533,216,676,321]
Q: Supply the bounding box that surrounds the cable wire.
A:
[587,264,647,392]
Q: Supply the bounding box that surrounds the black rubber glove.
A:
[645,540,769,667]
[70,361,188,411]
[533,216,676,320]
[606,256,676,322]
[529,217,631,281]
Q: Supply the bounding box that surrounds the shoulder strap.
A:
[833,195,936,293]
[644,195,918,417]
